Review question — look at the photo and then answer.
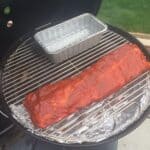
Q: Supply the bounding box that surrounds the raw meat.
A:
[24,43,150,128]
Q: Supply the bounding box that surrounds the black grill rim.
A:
[0,24,150,147]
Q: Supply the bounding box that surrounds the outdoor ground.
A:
[97,0,150,34]
[118,118,150,150]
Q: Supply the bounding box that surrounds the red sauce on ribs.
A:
[24,43,150,128]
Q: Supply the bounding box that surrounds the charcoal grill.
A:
[0,24,150,148]
[0,0,150,149]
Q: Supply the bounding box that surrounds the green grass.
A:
[97,0,150,33]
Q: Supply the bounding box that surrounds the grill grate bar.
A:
[9,46,33,60]
[4,39,127,104]
[69,40,127,69]
[4,62,74,96]
[5,52,47,71]
[12,38,33,52]
[68,35,125,64]
[7,49,36,64]
[2,33,125,81]
[8,31,112,60]
[4,58,53,79]
[5,31,114,70]
[3,60,52,83]
[8,42,33,59]
[15,30,110,55]
[3,35,126,89]
[3,32,115,76]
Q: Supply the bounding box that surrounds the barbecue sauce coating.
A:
[24,43,150,128]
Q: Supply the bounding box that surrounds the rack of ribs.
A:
[24,43,150,128]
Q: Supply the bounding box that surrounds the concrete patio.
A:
[118,118,150,150]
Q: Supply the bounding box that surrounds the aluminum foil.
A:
[10,71,150,144]
[34,13,107,63]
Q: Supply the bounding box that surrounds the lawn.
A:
[97,0,150,33]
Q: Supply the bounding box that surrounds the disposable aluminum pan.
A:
[33,13,107,63]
